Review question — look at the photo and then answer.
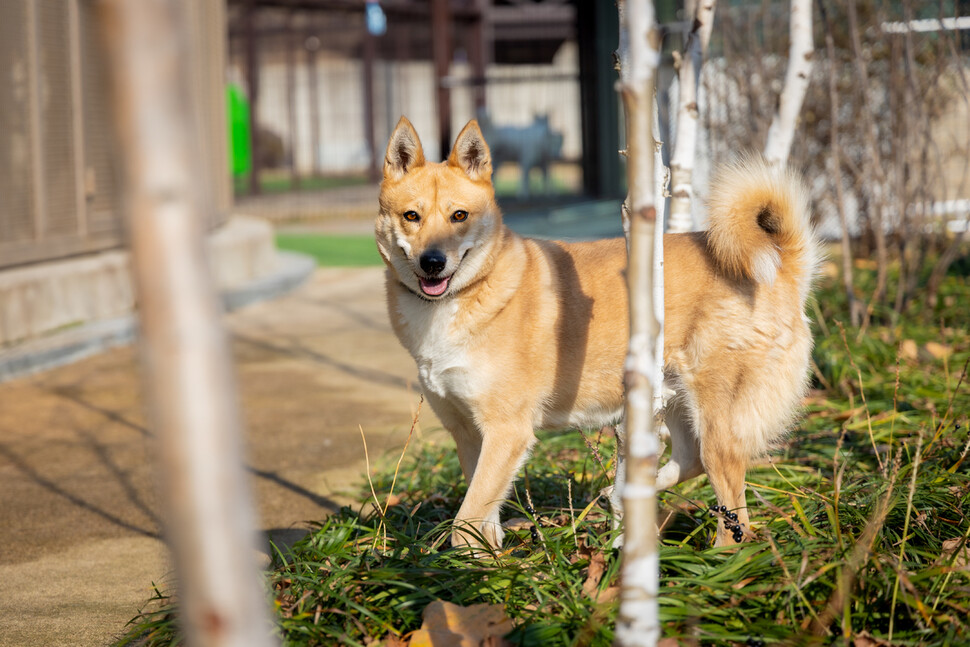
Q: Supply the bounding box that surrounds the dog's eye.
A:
[451,210,468,222]
[403,211,420,222]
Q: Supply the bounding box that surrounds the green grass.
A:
[276,234,383,267]
[116,257,970,646]
[235,172,370,196]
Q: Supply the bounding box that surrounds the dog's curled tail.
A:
[706,155,816,288]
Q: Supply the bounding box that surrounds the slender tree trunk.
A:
[668,0,717,233]
[846,0,890,317]
[819,0,861,327]
[615,0,662,645]
[653,111,666,426]
[286,10,300,190]
[764,0,813,168]
[99,2,277,646]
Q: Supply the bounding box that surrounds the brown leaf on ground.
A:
[832,405,866,422]
[900,339,918,361]
[594,585,619,603]
[731,576,757,590]
[853,630,895,646]
[407,600,512,647]
[581,550,607,598]
[923,341,952,360]
[658,638,700,647]
[939,537,970,568]
[502,517,532,532]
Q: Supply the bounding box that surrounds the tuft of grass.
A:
[117,262,970,646]
[276,234,384,267]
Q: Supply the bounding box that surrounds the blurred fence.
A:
[225,0,585,218]
[0,0,230,271]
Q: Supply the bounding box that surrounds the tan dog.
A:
[376,117,818,549]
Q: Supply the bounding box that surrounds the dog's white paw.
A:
[451,520,504,554]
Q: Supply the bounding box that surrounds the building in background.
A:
[225,0,626,203]
[0,0,279,365]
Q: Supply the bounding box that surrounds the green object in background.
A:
[228,84,251,178]
[276,234,384,267]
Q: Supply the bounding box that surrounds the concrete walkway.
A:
[0,267,433,647]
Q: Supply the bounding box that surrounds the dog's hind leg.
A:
[656,401,704,491]
[606,422,626,527]
[698,411,750,547]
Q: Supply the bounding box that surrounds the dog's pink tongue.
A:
[420,276,449,296]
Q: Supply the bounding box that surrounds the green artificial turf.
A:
[276,234,384,268]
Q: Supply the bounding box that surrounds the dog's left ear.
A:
[448,120,492,181]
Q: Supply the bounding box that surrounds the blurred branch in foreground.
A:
[99,1,278,645]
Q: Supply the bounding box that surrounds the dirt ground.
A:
[0,267,440,647]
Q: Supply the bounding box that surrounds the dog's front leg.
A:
[451,419,535,551]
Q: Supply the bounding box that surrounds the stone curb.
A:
[0,250,316,383]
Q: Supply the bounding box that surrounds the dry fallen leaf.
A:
[502,517,532,532]
[380,633,408,647]
[939,537,970,568]
[923,341,952,360]
[899,339,918,361]
[581,550,607,598]
[408,600,512,647]
[853,630,894,646]
[593,585,619,603]
[731,576,757,590]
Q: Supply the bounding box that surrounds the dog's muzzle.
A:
[418,249,450,296]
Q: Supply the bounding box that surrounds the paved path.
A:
[0,267,433,647]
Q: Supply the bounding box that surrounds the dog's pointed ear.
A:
[384,117,425,180]
[448,120,492,181]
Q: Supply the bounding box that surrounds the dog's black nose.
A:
[419,250,447,276]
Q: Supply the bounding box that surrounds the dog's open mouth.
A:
[419,276,450,297]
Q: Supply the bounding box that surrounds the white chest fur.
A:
[396,296,474,401]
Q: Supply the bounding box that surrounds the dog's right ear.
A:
[384,117,425,180]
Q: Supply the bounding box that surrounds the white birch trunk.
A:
[764,0,814,168]
[668,0,717,233]
[652,113,666,433]
[615,1,662,645]
[99,2,277,646]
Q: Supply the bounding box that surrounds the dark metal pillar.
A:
[362,26,379,181]
[286,10,300,190]
[577,0,623,199]
[244,0,260,195]
[468,0,488,112]
[306,26,322,178]
[431,0,452,160]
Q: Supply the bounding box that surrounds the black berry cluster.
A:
[526,502,541,544]
[709,504,745,543]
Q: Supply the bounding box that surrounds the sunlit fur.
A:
[376,117,819,549]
